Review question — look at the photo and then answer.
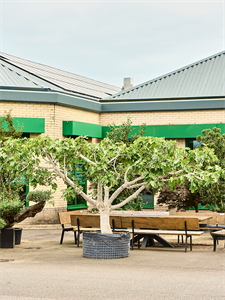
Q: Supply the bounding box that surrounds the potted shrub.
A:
[0,190,53,248]
[0,112,54,248]
[0,195,24,248]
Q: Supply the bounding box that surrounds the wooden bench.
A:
[70,214,122,247]
[210,229,225,251]
[120,216,204,252]
[58,211,79,244]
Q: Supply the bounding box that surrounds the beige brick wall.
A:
[1,102,100,139]
[1,102,56,138]
[100,110,225,126]
[55,105,100,139]
[166,138,186,148]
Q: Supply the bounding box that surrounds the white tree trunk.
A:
[99,208,112,234]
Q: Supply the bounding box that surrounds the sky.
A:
[0,0,224,88]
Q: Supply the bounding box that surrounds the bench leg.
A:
[131,234,134,250]
[74,231,77,244]
[184,235,192,252]
[185,236,188,253]
[60,230,65,244]
[77,231,80,248]
[178,235,184,245]
[213,237,217,251]
[190,236,192,251]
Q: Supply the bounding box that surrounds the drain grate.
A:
[24,247,41,250]
[0,259,15,262]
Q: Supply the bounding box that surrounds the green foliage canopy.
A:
[4,134,222,211]
[196,127,225,212]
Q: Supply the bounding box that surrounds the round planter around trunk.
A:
[83,231,130,259]
[14,228,23,245]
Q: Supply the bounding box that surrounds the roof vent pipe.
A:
[122,77,133,90]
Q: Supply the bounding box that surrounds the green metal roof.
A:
[103,50,225,101]
[0,52,120,100]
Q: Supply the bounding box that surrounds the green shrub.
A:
[0,193,24,228]
[27,190,54,204]
[0,197,24,221]
[0,218,6,229]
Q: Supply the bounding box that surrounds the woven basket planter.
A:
[83,231,130,259]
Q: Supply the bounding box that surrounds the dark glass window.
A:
[141,189,154,209]
[186,138,201,150]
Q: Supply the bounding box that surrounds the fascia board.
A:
[0,90,102,112]
[101,99,225,112]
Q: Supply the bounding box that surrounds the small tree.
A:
[0,112,54,228]
[196,127,225,212]
[158,127,225,212]
[0,111,24,198]
[91,117,147,211]
[106,116,147,146]
[8,133,222,234]
[157,181,201,212]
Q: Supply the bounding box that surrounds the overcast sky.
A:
[0,0,224,88]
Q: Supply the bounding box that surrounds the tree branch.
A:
[14,201,46,225]
[127,183,145,189]
[109,175,144,204]
[78,153,96,165]
[39,150,98,207]
[111,184,146,210]
[124,167,130,184]
[108,153,121,165]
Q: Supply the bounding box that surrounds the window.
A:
[66,135,88,210]
[67,164,87,210]
[186,138,201,150]
[141,188,154,209]
[186,138,208,210]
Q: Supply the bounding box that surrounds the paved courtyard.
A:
[0,228,224,300]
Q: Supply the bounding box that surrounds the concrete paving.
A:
[0,227,225,300]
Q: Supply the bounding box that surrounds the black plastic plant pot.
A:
[83,231,130,259]
[14,227,23,245]
[0,228,15,248]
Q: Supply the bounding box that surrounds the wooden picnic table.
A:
[198,216,212,222]
[70,213,206,251]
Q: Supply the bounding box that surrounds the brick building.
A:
[0,51,224,224]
